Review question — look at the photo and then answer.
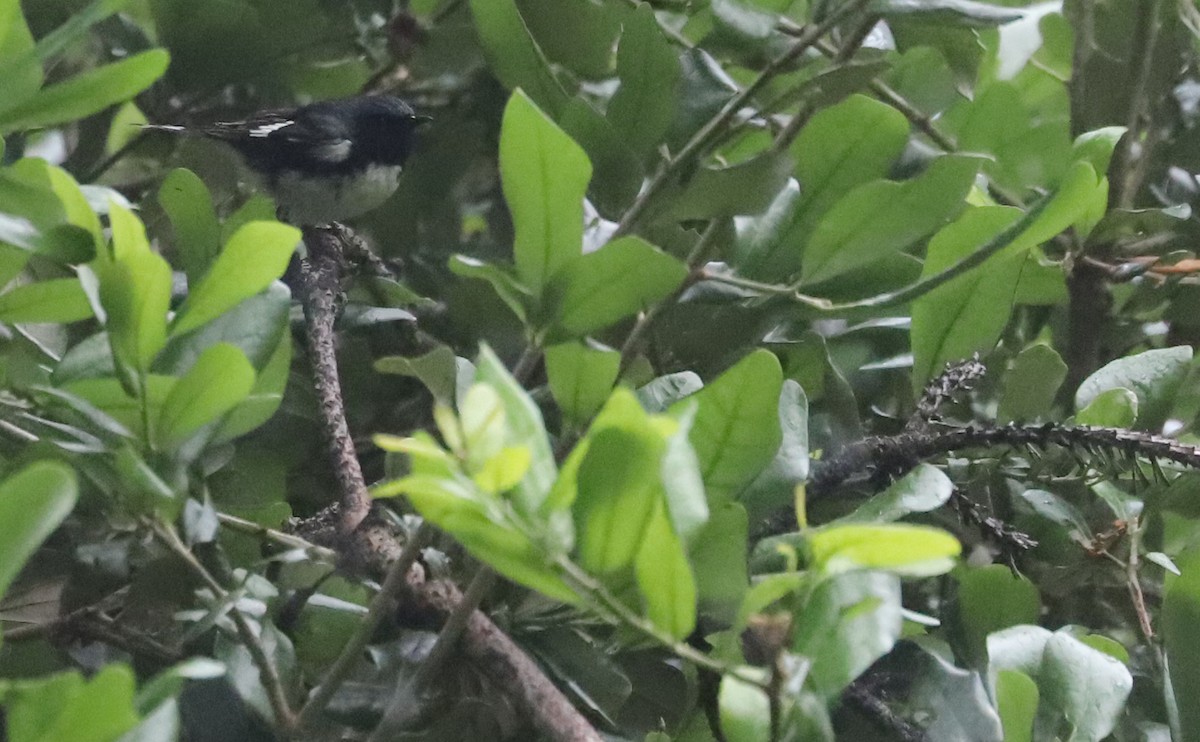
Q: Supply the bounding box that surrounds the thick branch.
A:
[299,226,372,535]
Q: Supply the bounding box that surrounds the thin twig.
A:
[151,519,297,731]
[612,0,873,238]
[216,512,339,564]
[294,524,434,733]
[368,567,497,740]
[618,220,724,375]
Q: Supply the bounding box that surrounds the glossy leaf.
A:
[1074,346,1192,431]
[550,236,686,336]
[499,89,590,297]
[807,523,961,577]
[171,221,300,337]
[1075,387,1138,428]
[158,168,220,285]
[841,464,953,523]
[801,154,980,285]
[157,343,256,446]
[545,342,621,424]
[0,277,93,323]
[673,350,782,504]
[0,461,77,617]
[0,50,169,134]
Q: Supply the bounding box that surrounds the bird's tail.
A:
[139,124,189,134]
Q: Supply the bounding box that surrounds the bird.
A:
[145,95,426,226]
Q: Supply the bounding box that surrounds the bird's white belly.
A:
[271,164,402,225]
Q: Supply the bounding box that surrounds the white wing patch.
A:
[311,138,353,163]
[248,120,295,138]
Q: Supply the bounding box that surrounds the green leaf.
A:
[1075,387,1137,427]
[957,565,1040,666]
[841,464,953,523]
[719,667,772,742]
[158,168,220,285]
[1074,346,1192,431]
[801,154,981,285]
[213,327,292,442]
[500,89,591,297]
[634,500,697,639]
[673,350,782,504]
[474,346,557,515]
[792,571,902,699]
[558,99,643,218]
[97,204,172,371]
[996,670,1037,742]
[0,49,170,134]
[608,4,680,159]
[1072,126,1127,175]
[574,427,663,573]
[155,282,290,375]
[737,380,809,520]
[663,151,794,221]
[808,523,961,577]
[550,236,686,337]
[1165,547,1200,742]
[157,343,255,446]
[1039,633,1132,742]
[545,342,621,424]
[468,0,569,115]
[0,461,77,620]
[375,345,460,405]
[689,501,749,621]
[4,665,140,742]
[874,0,1025,27]
[910,206,1026,388]
[739,96,908,278]
[998,344,1068,424]
[171,221,300,337]
[448,255,531,322]
[0,277,93,323]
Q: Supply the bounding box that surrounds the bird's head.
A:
[350,95,428,166]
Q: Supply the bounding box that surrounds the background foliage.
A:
[3,0,1200,740]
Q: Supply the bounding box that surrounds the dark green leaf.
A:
[608,4,680,159]
[874,0,1025,28]
[801,154,980,285]
[550,236,686,337]
[841,464,953,523]
[1074,346,1192,431]
[998,344,1068,424]
[375,345,460,405]
[957,565,1040,666]
[663,151,794,221]
[158,168,220,285]
[469,0,569,115]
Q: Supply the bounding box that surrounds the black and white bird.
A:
[147,95,426,226]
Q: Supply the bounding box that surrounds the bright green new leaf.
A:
[0,462,77,629]
[634,500,697,639]
[469,0,569,116]
[158,168,220,284]
[0,277,93,323]
[802,154,980,285]
[4,665,140,742]
[459,382,508,472]
[157,343,255,446]
[1072,126,1127,175]
[213,327,292,442]
[474,346,557,515]
[545,342,621,424]
[808,523,961,577]
[674,350,783,504]
[473,446,532,495]
[1075,346,1191,431]
[97,204,172,371]
[171,221,300,337]
[995,670,1037,742]
[499,89,591,297]
[719,667,772,742]
[550,236,686,337]
[0,49,169,134]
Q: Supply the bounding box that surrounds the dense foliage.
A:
[5,0,1200,740]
